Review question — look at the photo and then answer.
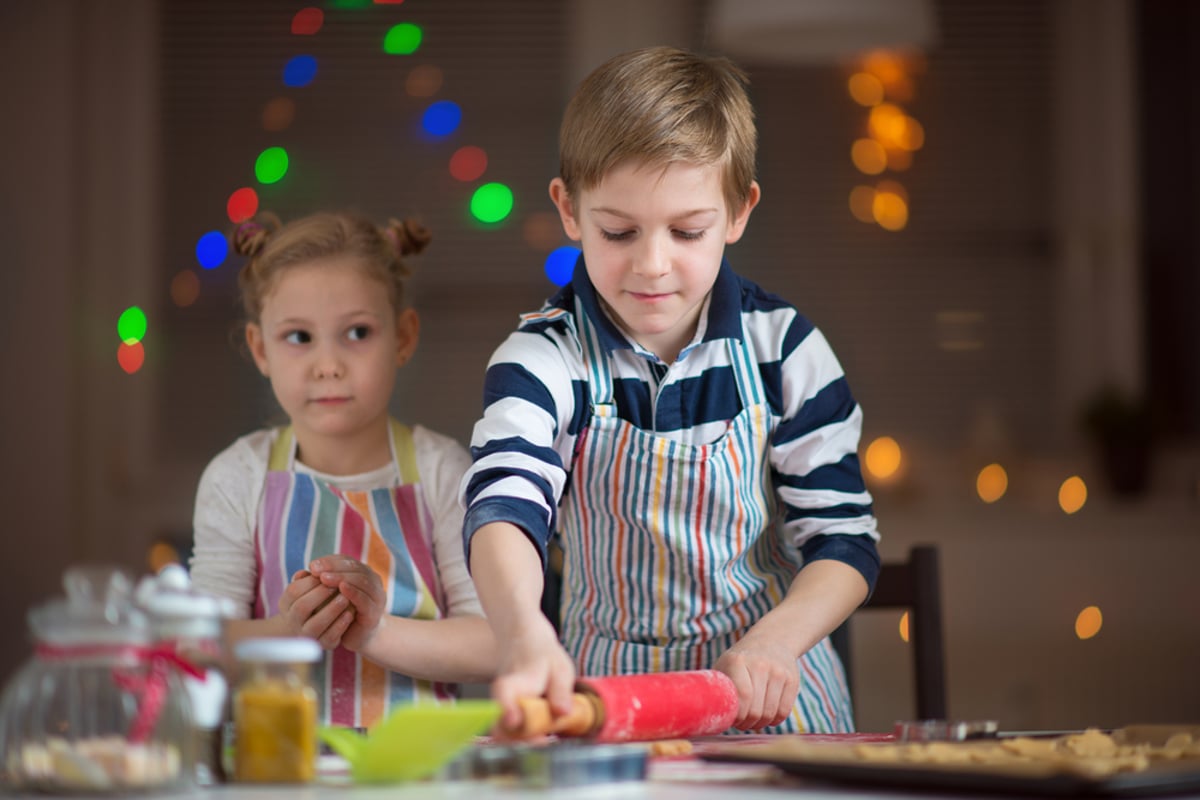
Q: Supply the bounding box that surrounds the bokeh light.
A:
[1075,605,1103,640]
[522,211,563,251]
[851,138,887,175]
[148,540,181,573]
[383,23,422,55]
[470,182,514,224]
[405,64,443,97]
[283,55,318,87]
[849,186,877,223]
[118,342,145,375]
[872,185,909,231]
[868,103,908,145]
[544,246,580,286]
[886,147,914,172]
[1058,476,1088,514]
[422,100,462,137]
[848,72,884,107]
[449,146,488,182]
[196,231,229,269]
[255,146,289,184]
[864,436,902,481]
[291,7,324,35]
[226,187,258,223]
[975,463,1008,503]
[899,611,910,643]
[118,306,147,345]
[262,97,296,132]
[170,270,200,308]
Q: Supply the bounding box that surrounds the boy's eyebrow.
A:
[590,206,720,219]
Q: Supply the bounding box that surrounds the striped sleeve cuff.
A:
[462,498,551,571]
[799,533,882,598]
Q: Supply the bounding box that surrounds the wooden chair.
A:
[830,544,948,720]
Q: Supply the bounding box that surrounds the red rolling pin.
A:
[503,669,739,742]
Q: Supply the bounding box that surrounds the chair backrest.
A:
[830,544,947,720]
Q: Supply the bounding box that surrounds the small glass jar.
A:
[136,565,236,786]
[232,638,321,783]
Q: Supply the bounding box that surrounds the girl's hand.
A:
[713,632,800,730]
[491,615,577,733]
[308,556,387,652]
[278,569,355,650]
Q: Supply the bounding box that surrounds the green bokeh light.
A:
[383,24,422,55]
[470,182,514,224]
[118,306,147,345]
[255,147,290,184]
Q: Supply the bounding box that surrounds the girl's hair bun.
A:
[385,218,432,257]
[232,214,280,257]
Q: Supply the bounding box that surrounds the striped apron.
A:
[558,305,854,733]
[253,418,455,728]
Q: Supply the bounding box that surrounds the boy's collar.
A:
[571,258,744,353]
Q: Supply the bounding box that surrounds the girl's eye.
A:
[675,230,705,241]
[600,229,634,242]
[347,325,371,342]
[284,330,311,345]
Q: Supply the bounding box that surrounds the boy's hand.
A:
[308,556,387,652]
[491,615,577,733]
[278,569,354,650]
[713,632,800,730]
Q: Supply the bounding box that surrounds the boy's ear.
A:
[725,180,762,245]
[548,178,582,241]
[245,323,269,376]
[394,308,420,366]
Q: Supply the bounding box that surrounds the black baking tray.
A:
[701,747,1200,797]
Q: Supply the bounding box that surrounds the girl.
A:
[191,210,495,728]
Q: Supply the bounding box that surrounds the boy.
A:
[462,46,881,733]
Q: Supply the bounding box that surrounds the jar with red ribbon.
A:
[0,566,195,793]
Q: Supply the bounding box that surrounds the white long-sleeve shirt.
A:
[191,424,482,620]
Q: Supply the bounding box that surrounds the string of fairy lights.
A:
[118,0,583,377]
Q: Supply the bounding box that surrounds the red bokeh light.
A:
[449,146,488,182]
[291,7,323,35]
[118,342,145,374]
[226,187,259,223]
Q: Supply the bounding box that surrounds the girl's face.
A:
[245,256,417,452]
[550,160,759,363]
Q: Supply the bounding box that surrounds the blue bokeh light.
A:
[196,231,229,270]
[544,246,580,287]
[421,100,462,138]
[283,55,318,87]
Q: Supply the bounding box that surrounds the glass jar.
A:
[232,637,320,783]
[136,564,236,786]
[0,566,194,794]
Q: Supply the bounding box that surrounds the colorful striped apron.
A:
[253,418,455,728]
[558,306,855,733]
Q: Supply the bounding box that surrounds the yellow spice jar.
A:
[232,637,321,783]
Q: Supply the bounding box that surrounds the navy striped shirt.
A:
[462,259,880,589]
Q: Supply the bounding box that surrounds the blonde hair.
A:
[558,46,757,215]
[232,210,431,323]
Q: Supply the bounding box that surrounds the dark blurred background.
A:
[1,0,1197,732]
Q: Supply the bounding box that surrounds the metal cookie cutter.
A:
[895,720,999,742]
[445,741,648,787]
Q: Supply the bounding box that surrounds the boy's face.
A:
[550,161,759,363]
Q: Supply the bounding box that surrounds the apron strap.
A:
[265,420,420,484]
[267,426,295,471]
[388,419,420,485]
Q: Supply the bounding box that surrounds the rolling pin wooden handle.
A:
[508,692,600,738]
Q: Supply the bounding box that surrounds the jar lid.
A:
[136,564,238,622]
[234,637,322,664]
[27,565,151,647]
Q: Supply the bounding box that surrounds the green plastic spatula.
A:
[318,700,500,784]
